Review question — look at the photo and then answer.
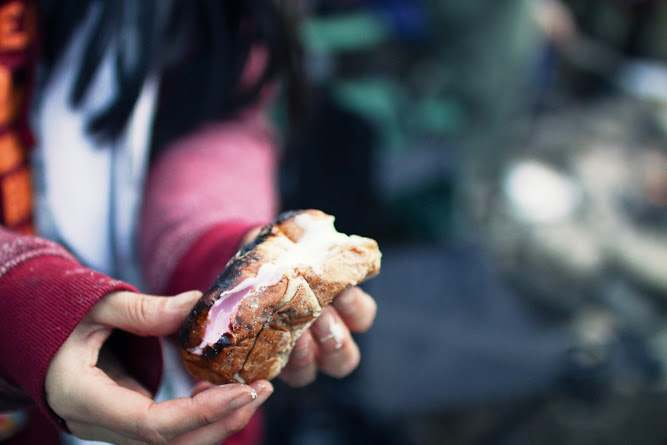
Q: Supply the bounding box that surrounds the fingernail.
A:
[253,381,274,398]
[228,390,256,411]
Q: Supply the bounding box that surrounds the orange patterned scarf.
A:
[0,0,35,235]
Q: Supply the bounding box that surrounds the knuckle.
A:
[137,297,152,325]
[126,296,153,333]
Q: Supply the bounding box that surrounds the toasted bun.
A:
[180,209,382,384]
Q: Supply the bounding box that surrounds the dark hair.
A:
[38,0,304,150]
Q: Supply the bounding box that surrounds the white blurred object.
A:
[503,160,582,223]
[618,60,667,103]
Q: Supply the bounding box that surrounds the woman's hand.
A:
[45,290,273,445]
[279,286,378,387]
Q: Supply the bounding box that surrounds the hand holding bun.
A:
[180,209,382,384]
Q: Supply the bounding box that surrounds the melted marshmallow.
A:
[189,213,348,354]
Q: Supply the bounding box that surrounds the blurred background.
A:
[264,1,667,444]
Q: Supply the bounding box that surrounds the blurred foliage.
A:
[285,1,540,244]
[300,13,389,52]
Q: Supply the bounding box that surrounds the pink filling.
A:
[201,286,253,345]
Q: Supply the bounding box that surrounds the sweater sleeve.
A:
[0,228,160,428]
[139,111,279,295]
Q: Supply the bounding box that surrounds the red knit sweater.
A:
[0,112,279,443]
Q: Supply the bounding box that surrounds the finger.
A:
[87,290,203,337]
[55,368,260,444]
[135,384,264,443]
[171,380,273,445]
[279,330,318,387]
[311,306,361,379]
[333,286,377,333]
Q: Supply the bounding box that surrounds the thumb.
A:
[87,290,203,336]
